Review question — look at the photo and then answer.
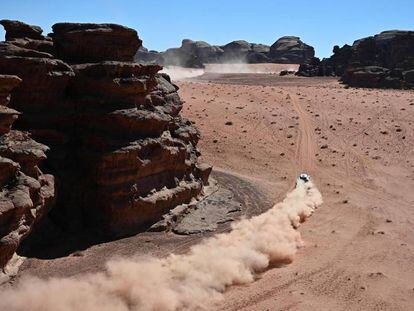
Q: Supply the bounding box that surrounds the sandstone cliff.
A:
[297,30,414,89]
[0,20,210,270]
[0,74,55,272]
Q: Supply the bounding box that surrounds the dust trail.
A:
[161,64,301,81]
[203,63,299,74]
[0,180,322,311]
[161,66,205,81]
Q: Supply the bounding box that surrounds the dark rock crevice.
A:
[0,75,55,273]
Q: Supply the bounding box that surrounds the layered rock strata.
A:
[0,74,55,271]
[297,30,414,89]
[136,37,314,67]
[0,20,210,244]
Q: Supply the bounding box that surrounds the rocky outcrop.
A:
[66,61,207,235]
[0,20,55,56]
[134,46,164,65]
[220,40,251,62]
[162,39,223,68]
[0,21,210,242]
[247,44,271,63]
[269,36,315,64]
[0,20,43,40]
[343,30,414,88]
[342,66,391,88]
[51,23,141,63]
[0,75,55,272]
[297,44,354,77]
[138,37,313,67]
[297,30,414,89]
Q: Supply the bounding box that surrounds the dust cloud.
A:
[161,64,300,81]
[161,66,205,81]
[0,180,322,311]
[203,63,298,74]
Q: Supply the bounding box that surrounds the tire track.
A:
[287,92,317,173]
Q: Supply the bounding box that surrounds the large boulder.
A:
[220,40,251,62]
[0,20,44,40]
[269,36,315,64]
[51,23,142,63]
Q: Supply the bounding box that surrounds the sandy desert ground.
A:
[2,64,414,311]
[177,64,414,310]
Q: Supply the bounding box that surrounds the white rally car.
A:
[298,173,310,183]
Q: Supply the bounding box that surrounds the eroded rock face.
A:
[65,61,208,235]
[342,66,391,88]
[0,19,55,58]
[0,21,210,241]
[220,40,251,62]
[143,37,313,67]
[135,46,164,65]
[0,75,55,272]
[269,36,315,64]
[0,20,43,40]
[52,23,141,63]
[344,31,414,88]
[162,40,219,68]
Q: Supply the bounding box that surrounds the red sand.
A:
[179,69,414,310]
[3,66,414,311]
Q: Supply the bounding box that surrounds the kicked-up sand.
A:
[178,66,414,310]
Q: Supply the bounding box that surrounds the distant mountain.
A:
[135,36,314,67]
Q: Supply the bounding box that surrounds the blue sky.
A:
[1,0,413,58]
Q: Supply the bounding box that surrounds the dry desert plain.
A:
[3,64,414,311]
[178,64,414,310]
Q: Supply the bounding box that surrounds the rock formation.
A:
[268,36,315,64]
[220,40,251,62]
[161,39,224,68]
[135,46,164,65]
[297,30,414,89]
[0,74,55,272]
[0,17,210,270]
[51,23,141,63]
[136,37,314,67]
[0,20,43,41]
[247,43,271,63]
